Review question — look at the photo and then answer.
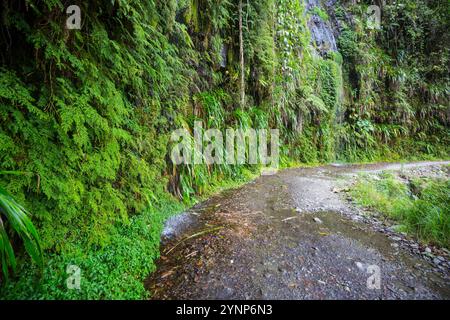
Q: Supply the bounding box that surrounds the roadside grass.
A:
[350,172,450,248]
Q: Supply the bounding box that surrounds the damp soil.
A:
[146,161,450,300]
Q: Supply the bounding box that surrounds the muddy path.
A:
[146,161,450,300]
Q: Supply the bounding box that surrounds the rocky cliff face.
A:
[305,0,338,56]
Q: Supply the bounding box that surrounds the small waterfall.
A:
[304,0,347,161]
[305,0,338,56]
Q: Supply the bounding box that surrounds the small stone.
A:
[355,262,366,272]
[225,287,234,295]
[261,167,278,176]
[313,217,323,224]
[425,247,432,253]
[433,258,441,265]
[388,225,402,232]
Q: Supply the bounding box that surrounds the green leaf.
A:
[0,187,43,279]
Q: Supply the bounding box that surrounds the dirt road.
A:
[146,161,450,299]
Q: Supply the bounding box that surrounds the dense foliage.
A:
[336,0,450,160]
[0,0,448,298]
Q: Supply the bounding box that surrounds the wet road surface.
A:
[146,162,450,300]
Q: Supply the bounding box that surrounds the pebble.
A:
[313,217,323,224]
[388,225,402,232]
[433,258,441,265]
[225,287,234,295]
[355,262,366,272]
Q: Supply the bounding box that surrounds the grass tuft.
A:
[350,173,450,248]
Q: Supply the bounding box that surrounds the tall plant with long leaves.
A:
[0,186,43,280]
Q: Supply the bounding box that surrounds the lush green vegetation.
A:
[336,0,450,161]
[350,172,450,248]
[0,194,184,299]
[0,0,448,299]
[0,171,254,299]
